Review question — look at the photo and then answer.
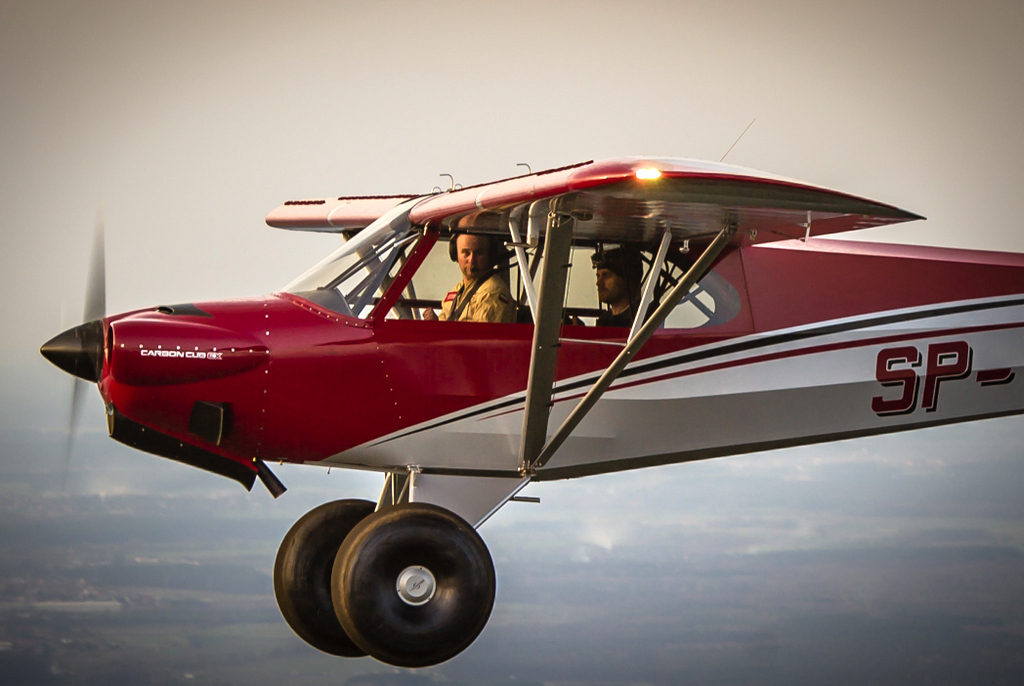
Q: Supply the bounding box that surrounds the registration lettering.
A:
[873,341,978,416]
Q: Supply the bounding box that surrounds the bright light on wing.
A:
[635,168,662,180]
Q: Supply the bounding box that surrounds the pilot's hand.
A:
[422,308,438,321]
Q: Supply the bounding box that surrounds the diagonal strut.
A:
[524,222,737,473]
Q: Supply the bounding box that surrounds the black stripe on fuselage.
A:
[370,296,1024,445]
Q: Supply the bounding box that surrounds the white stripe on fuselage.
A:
[325,294,1024,473]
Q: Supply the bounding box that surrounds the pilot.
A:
[423,233,516,323]
[592,245,643,327]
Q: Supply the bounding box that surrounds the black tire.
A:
[332,503,495,668]
[274,499,376,656]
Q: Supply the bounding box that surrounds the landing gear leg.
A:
[332,503,496,668]
[274,499,375,656]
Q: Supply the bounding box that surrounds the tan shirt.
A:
[439,274,516,323]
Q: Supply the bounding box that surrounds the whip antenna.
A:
[720,118,756,162]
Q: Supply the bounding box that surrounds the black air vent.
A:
[155,303,213,317]
[189,402,232,445]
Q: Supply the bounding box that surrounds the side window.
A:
[284,212,417,319]
[562,243,741,330]
[383,235,740,329]
[563,245,604,325]
[563,242,650,329]
[393,238,455,317]
[384,235,528,322]
[659,254,742,329]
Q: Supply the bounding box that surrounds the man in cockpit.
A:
[592,245,643,327]
[423,233,516,323]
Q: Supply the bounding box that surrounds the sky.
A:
[2,1,1024,683]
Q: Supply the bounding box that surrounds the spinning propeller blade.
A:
[62,377,88,490]
[84,215,105,323]
[42,216,106,489]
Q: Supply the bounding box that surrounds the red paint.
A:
[742,239,1024,331]
[111,315,267,386]
[100,298,275,469]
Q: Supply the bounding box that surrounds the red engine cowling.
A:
[109,315,268,386]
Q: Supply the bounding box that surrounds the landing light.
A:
[635,168,661,180]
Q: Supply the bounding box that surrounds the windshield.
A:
[284,197,422,318]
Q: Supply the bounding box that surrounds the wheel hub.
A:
[396,565,436,606]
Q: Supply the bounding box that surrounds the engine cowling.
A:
[109,315,268,386]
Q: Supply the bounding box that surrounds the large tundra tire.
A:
[332,503,495,667]
[274,499,376,656]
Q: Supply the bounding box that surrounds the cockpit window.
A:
[284,198,419,317]
[563,243,741,330]
[380,235,528,322]
[661,267,741,329]
[287,209,742,329]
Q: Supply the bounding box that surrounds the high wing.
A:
[265,158,923,243]
[409,157,922,244]
[415,159,921,245]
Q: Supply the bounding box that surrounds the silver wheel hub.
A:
[396,565,436,606]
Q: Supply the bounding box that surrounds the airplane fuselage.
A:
[93,238,1024,489]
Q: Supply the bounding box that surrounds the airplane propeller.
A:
[40,217,106,488]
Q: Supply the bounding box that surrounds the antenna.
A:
[517,163,532,175]
[720,118,756,162]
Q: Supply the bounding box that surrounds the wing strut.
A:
[518,199,575,473]
[505,211,539,318]
[628,228,672,340]
[524,221,737,474]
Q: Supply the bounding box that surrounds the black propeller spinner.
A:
[40,319,104,383]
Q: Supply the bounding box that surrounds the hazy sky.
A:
[2,2,1024,681]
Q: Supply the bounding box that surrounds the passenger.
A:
[423,233,516,323]
[591,245,643,327]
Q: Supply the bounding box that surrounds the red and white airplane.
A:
[41,157,1024,667]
